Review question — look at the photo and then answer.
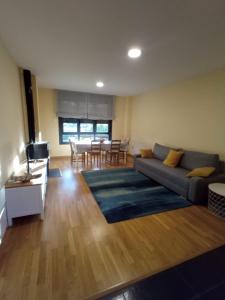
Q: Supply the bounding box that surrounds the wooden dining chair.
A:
[106,140,121,164]
[87,140,102,165]
[69,139,85,164]
[119,138,130,164]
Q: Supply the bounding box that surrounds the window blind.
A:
[56,90,114,120]
[87,94,114,120]
[57,90,87,118]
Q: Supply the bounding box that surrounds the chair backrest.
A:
[110,140,121,152]
[69,139,73,153]
[69,139,77,154]
[91,140,101,152]
[121,138,130,151]
[123,137,130,144]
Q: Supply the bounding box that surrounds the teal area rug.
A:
[82,168,192,223]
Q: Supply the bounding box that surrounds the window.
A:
[80,123,93,132]
[63,123,77,132]
[95,123,110,140]
[58,118,112,144]
[96,123,108,132]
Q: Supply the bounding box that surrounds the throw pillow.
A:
[140,149,153,158]
[163,149,184,167]
[186,167,215,177]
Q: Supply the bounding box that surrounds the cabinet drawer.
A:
[0,187,5,212]
[0,207,7,243]
[6,185,43,218]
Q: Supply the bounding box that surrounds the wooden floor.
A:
[1,157,225,300]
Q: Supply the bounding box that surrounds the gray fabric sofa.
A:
[134,143,225,204]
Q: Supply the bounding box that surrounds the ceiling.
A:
[0,0,225,96]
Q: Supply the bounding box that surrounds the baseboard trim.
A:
[51,155,70,159]
[51,154,133,159]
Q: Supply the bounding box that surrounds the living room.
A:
[0,1,225,300]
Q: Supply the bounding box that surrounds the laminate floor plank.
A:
[0,157,225,300]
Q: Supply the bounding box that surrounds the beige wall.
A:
[38,89,66,156]
[38,70,225,159]
[0,39,25,186]
[112,96,131,140]
[130,69,225,159]
[38,89,130,156]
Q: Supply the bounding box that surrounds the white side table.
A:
[208,183,225,219]
[5,159,48,226]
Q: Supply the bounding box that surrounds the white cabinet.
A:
[5,159,47,226]
[0,187,7,244]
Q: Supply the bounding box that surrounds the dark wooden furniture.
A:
[87,140,102,165]
[119,138,130,164]
[106,140,121,164]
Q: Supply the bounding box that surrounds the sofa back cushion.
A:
[140,149,153,158]
[180,150,219,171]
[219,161,225,173]
[153,143,171,161]
[163,150,184,167]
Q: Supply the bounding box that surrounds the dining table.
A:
[71,140,127,154]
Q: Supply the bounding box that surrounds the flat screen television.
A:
[26,142,49,173]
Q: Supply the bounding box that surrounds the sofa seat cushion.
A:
[136,158,190,190]
[180,150,219,171]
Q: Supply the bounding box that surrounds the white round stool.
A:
[208,183,225,219]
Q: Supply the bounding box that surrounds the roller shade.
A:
[57,90,114,120]
[87,94,114,120]
[57,90,87,118]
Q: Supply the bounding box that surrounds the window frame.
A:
[58,117,112,144]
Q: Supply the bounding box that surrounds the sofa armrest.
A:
[133,154,141,168]
[188,174,225,204]
[133,154,141,158]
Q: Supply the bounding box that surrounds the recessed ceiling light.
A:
[128,47,142,58]
[96,81,104,88]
